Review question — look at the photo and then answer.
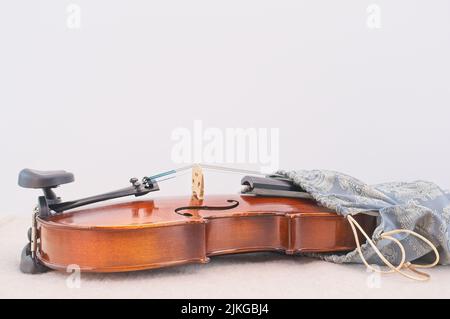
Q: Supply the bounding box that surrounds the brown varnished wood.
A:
[36,194,376,272]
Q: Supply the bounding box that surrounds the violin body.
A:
[36,194,376,272]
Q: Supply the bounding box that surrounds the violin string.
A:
[199,164,281,177]
[146,165,193,181]
[147,164,280,182]
[153,170,191,183]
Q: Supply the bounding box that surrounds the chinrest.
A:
[18,168,74,189]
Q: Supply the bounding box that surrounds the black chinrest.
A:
[18,168,74,189]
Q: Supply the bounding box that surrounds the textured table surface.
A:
[1,215,449,299]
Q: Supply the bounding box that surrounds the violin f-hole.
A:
[174,200,240,217]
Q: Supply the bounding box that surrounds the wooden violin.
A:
[18,165,376,274]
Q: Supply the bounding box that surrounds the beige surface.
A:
[1,215,450,299]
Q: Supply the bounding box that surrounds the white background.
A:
[1,0,449,214]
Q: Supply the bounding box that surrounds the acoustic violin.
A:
[18,165,376,274]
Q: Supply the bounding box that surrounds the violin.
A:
[18,165,376,274]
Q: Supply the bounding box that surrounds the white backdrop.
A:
[1,0,449,214]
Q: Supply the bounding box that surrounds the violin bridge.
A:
[191,164,204,200]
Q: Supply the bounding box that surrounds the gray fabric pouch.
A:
[277,170,450,266]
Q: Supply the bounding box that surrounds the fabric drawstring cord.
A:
[346,215,440,281]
